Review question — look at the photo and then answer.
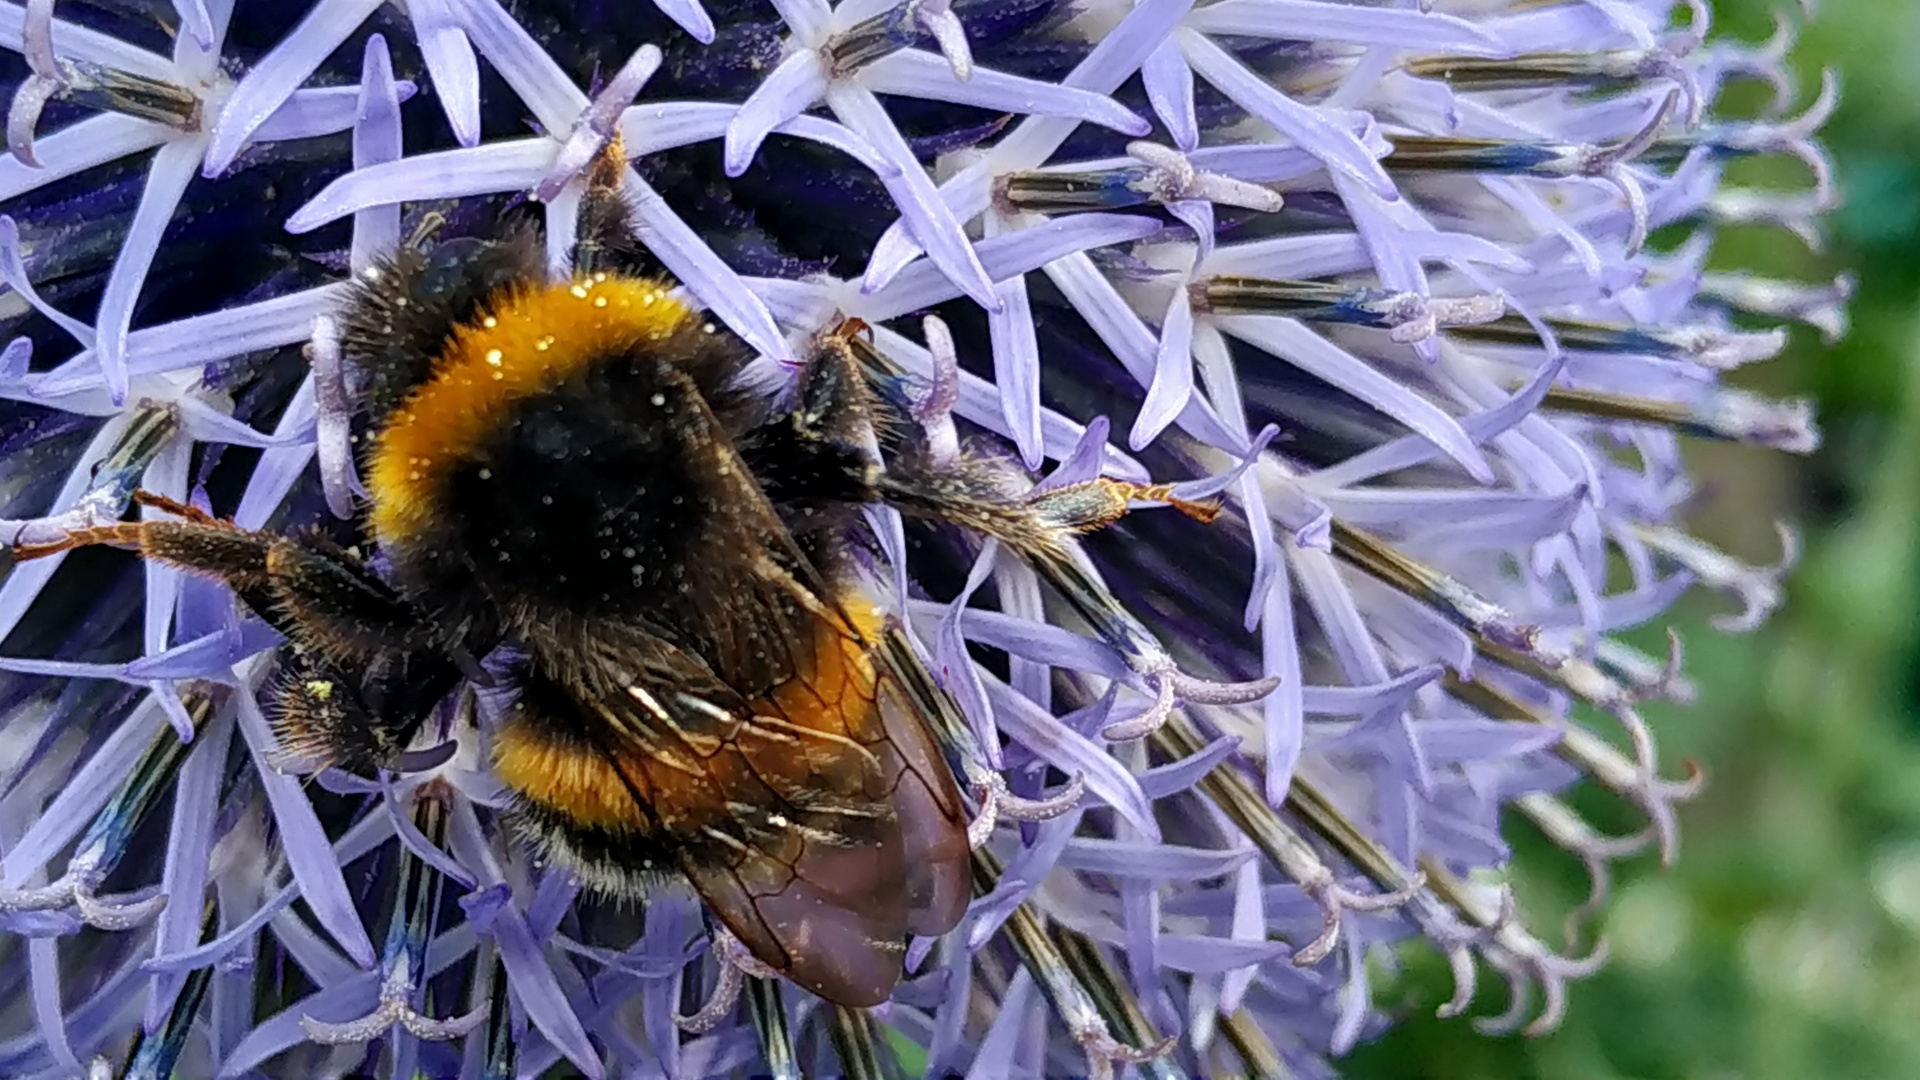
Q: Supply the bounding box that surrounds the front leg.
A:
[15,490,433,660]
[13,491,458,775]
[737,322,892,518]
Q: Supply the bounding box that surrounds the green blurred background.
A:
[1345,1,1920,1077]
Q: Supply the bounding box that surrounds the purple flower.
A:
[0,1,1835,1078]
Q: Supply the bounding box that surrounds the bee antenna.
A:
[394,740,460,774]
[404,211,449,252]
[448,646,494,687]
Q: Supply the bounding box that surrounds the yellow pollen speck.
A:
[570,284,590,299]
[482,315,498,328]
[304,680,334,701]
[485,349,504,366]
[594,296,608,308]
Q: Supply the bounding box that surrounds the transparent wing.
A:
[527,605,969,1007]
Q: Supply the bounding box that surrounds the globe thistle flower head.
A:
[0,0,1835,1078]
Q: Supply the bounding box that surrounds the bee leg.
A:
[256,534,439,659]
[870,460,1213,556]
[275,647,462,776]
[793,320,886,440]
[570,133,657,280]
[1019,478,1221,532]
[254,538,466,774]
[738,330,888,516]
[10,493,436,659]
[871,460,1234,668]
[12,507,277,608]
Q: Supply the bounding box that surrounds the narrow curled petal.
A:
[203,0,385,174]
[1177,29,1396,199]
[350,33,404,272]
[94,138,203,405]
[410,0,482,146]
[723,51,828,177]
[1141,41,1197,151]
[1133,290,1195,450]
[233,694,376,967]
[983,677,1159,842]
[859,50,1149,137]
[652,0,715,44]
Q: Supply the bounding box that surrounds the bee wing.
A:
[871,629,972,937]
[580,626,962,1007]
[676,824,914,1007]
[673,625,974,1001]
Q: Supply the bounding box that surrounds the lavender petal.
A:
[232,694,376,967]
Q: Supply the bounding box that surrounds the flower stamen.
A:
[1423,861,1610,1037]
[962,761,1086,850]
[1330,521,1542,653]
[1634,521,1799,633]
[1193,277,1507,341]
[744,974,801,1080]
[0,864,167,932]
[1514,792,1655,949]
[0,692,207,931]
[1590,629,1695,706]
[828,0,973,82]
[825,1005,894,1080]
[299,958,488,1043]
[1542,383,1821,453]
[6,0,200,166]
[978,850,1174,1080]
[300,787,485,1045]
[997,142,1285,217]
[1426,882,1518,1019]
[1699,270,1853,343]
[1452,314,1789,369]
[674,926,780,1034]
[1403,47,1704,129]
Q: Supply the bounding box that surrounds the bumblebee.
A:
[15,147,1203,1006]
